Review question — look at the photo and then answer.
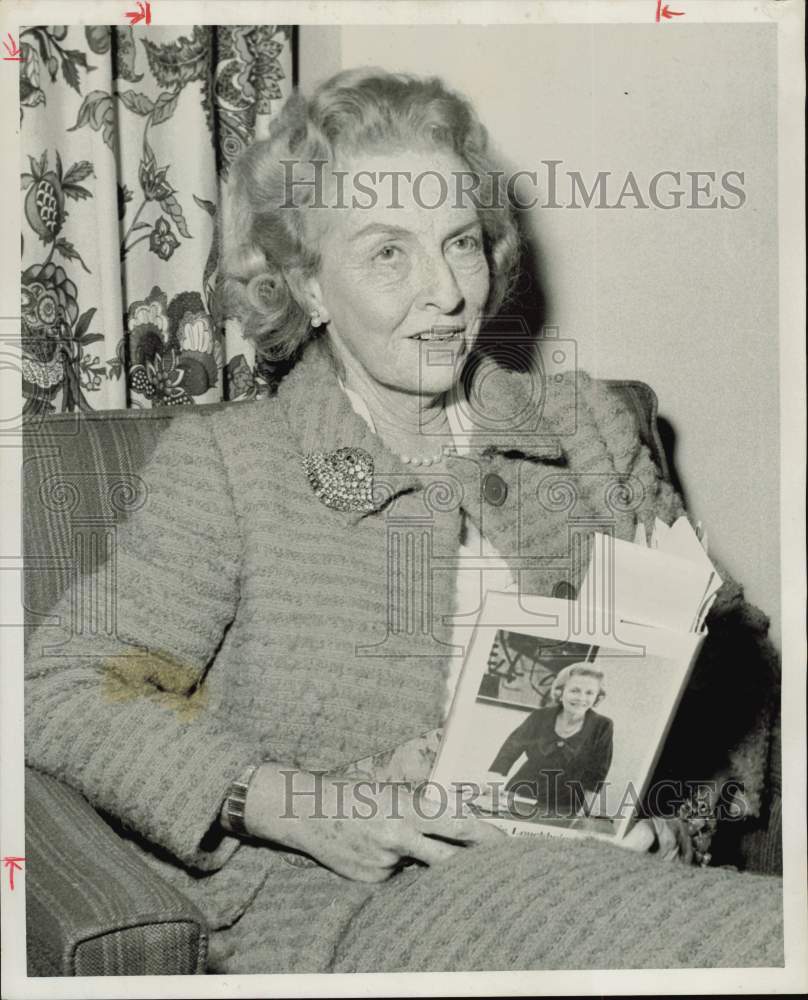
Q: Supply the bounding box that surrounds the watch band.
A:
[221,763,259,836]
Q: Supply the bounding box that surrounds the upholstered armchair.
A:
[23,404,228,976]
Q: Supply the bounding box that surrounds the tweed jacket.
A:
[24,335,777,939]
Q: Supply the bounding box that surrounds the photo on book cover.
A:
[430,592,704,843]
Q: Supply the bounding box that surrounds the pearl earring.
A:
[310,311,322,328]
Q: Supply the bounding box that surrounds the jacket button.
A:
[553,580,578,600]
[482,472,508,506]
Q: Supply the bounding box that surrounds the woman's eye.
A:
[449,234,482,255]
[373,245,403,264]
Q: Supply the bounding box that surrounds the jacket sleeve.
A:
[24,412,258,872]
[579,716,614,793]
[589,377,779,819]
[489,712,537,776]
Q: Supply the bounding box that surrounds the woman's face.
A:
[559,674,601,720]
[305,147,491,397]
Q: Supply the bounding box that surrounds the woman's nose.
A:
[417,254,464,314]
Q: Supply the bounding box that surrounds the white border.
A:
[0,2,805,997]
[0,0,796,27]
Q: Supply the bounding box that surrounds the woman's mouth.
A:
[410,326,465,342]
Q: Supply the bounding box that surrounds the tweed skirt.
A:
[206,836,784,974]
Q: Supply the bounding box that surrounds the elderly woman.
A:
[488,664,613,815]
[25,68,782,973]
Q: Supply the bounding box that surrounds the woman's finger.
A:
[649,817,695,863]
[398,830,460,867]
[408,798,494,842]
[437,815,507,844]
[347,864,397,884]
[621,819,656,852]
[400,787,506,844]
[652,817,680,861]
[670,818,695,864]
[365,845,405,868]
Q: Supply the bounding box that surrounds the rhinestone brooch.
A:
[302,447,375,513]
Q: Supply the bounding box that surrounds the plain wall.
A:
[300,24,780,645]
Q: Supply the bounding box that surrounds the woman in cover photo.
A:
[485,663,613,818]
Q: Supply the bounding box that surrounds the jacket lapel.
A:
[274,337,625,536]
[274,337,423,520]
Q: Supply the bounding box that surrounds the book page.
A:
[431,592,704,841]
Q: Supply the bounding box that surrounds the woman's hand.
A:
[622,774,742,863]
[244,763,505,883]
[622,817,694,862]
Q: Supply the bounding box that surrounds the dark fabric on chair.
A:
[25,768,208,976]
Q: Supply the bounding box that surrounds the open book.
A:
[428,517,721,843]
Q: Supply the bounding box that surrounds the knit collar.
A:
[275,334,567,514]
[276,336,423,501]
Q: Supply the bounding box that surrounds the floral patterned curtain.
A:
[20,24,294,413]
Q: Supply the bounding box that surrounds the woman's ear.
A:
[286,269,330,327]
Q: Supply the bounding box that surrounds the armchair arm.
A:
[737,714,783,875]
[25,767,208,976]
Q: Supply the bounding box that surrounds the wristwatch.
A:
[220,763,259,836]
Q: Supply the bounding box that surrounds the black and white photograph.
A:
[430,591,709,842]
[485,656,615,822]
[478,630,598,710]
[1,1,805,996]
